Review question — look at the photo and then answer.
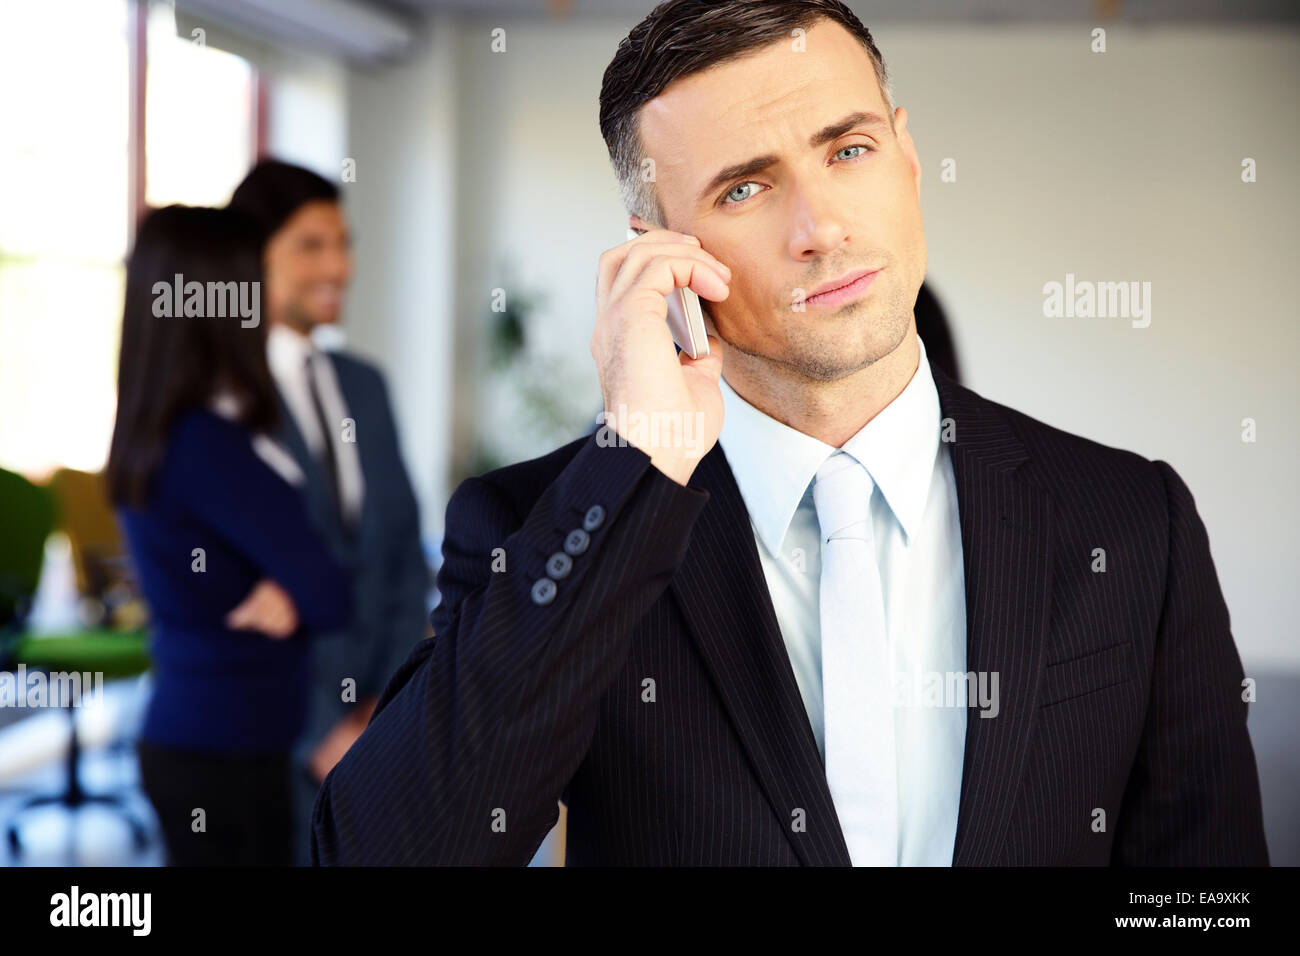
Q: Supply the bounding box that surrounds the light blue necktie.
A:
[813,450,898,866]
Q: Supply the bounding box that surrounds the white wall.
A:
[874,23,1300,673]
[449,19,623,471]
[263,48,349,177]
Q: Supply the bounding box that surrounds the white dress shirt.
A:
[717,332,968,866]
[266,323,365,524]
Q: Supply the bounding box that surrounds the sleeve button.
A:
[583,505,605,531]
[530,578,557,605]
[545,552,573,579]
[563,528,590,556]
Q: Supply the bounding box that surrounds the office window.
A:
[145,1,255,208]
[0,0,131,477]
[0,0,259,479]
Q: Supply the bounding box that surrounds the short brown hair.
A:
[598,0,894,225]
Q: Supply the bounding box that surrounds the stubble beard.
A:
[724,285,913,385]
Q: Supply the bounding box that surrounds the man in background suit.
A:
[312,2,1268,865]
[231,160,431,865]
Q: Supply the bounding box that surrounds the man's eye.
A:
[722,182,761,206]
[835,144,873,161]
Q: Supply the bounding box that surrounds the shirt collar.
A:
[266,322,317,380]
[718,332,941,557]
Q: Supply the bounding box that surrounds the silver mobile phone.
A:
[626,228,711,359]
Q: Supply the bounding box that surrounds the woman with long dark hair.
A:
[107,205,352,866]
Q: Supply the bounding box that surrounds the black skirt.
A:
[136,740,293,866]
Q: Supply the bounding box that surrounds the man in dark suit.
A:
[230,160,431,865]
[312,1,1267,866]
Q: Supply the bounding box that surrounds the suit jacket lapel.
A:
[930,363,1055,866]
[671,444,853,866]
[273,388,334,530]
[274,389,311,473]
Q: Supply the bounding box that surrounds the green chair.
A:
[0,467,152,859]
[0,467,55,639]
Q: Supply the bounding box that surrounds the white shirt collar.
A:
[718,332,941,556]
[209,391,244,421]
[267,321,318,379]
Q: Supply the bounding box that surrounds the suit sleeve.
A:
[1110,461,1269,865]
[311,432,710,865]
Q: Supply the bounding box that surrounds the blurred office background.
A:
[0,0,1295,865]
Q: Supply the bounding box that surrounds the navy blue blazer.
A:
[276,350,430,755]
[311,360,1269,866]
[118,408,353,754]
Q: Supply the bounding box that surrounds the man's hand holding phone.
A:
[592,216,729,486]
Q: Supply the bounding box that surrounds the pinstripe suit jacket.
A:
[311,360,1269,866]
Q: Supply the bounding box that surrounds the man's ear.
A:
[895,106,922,197]
[628,213,661,236]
